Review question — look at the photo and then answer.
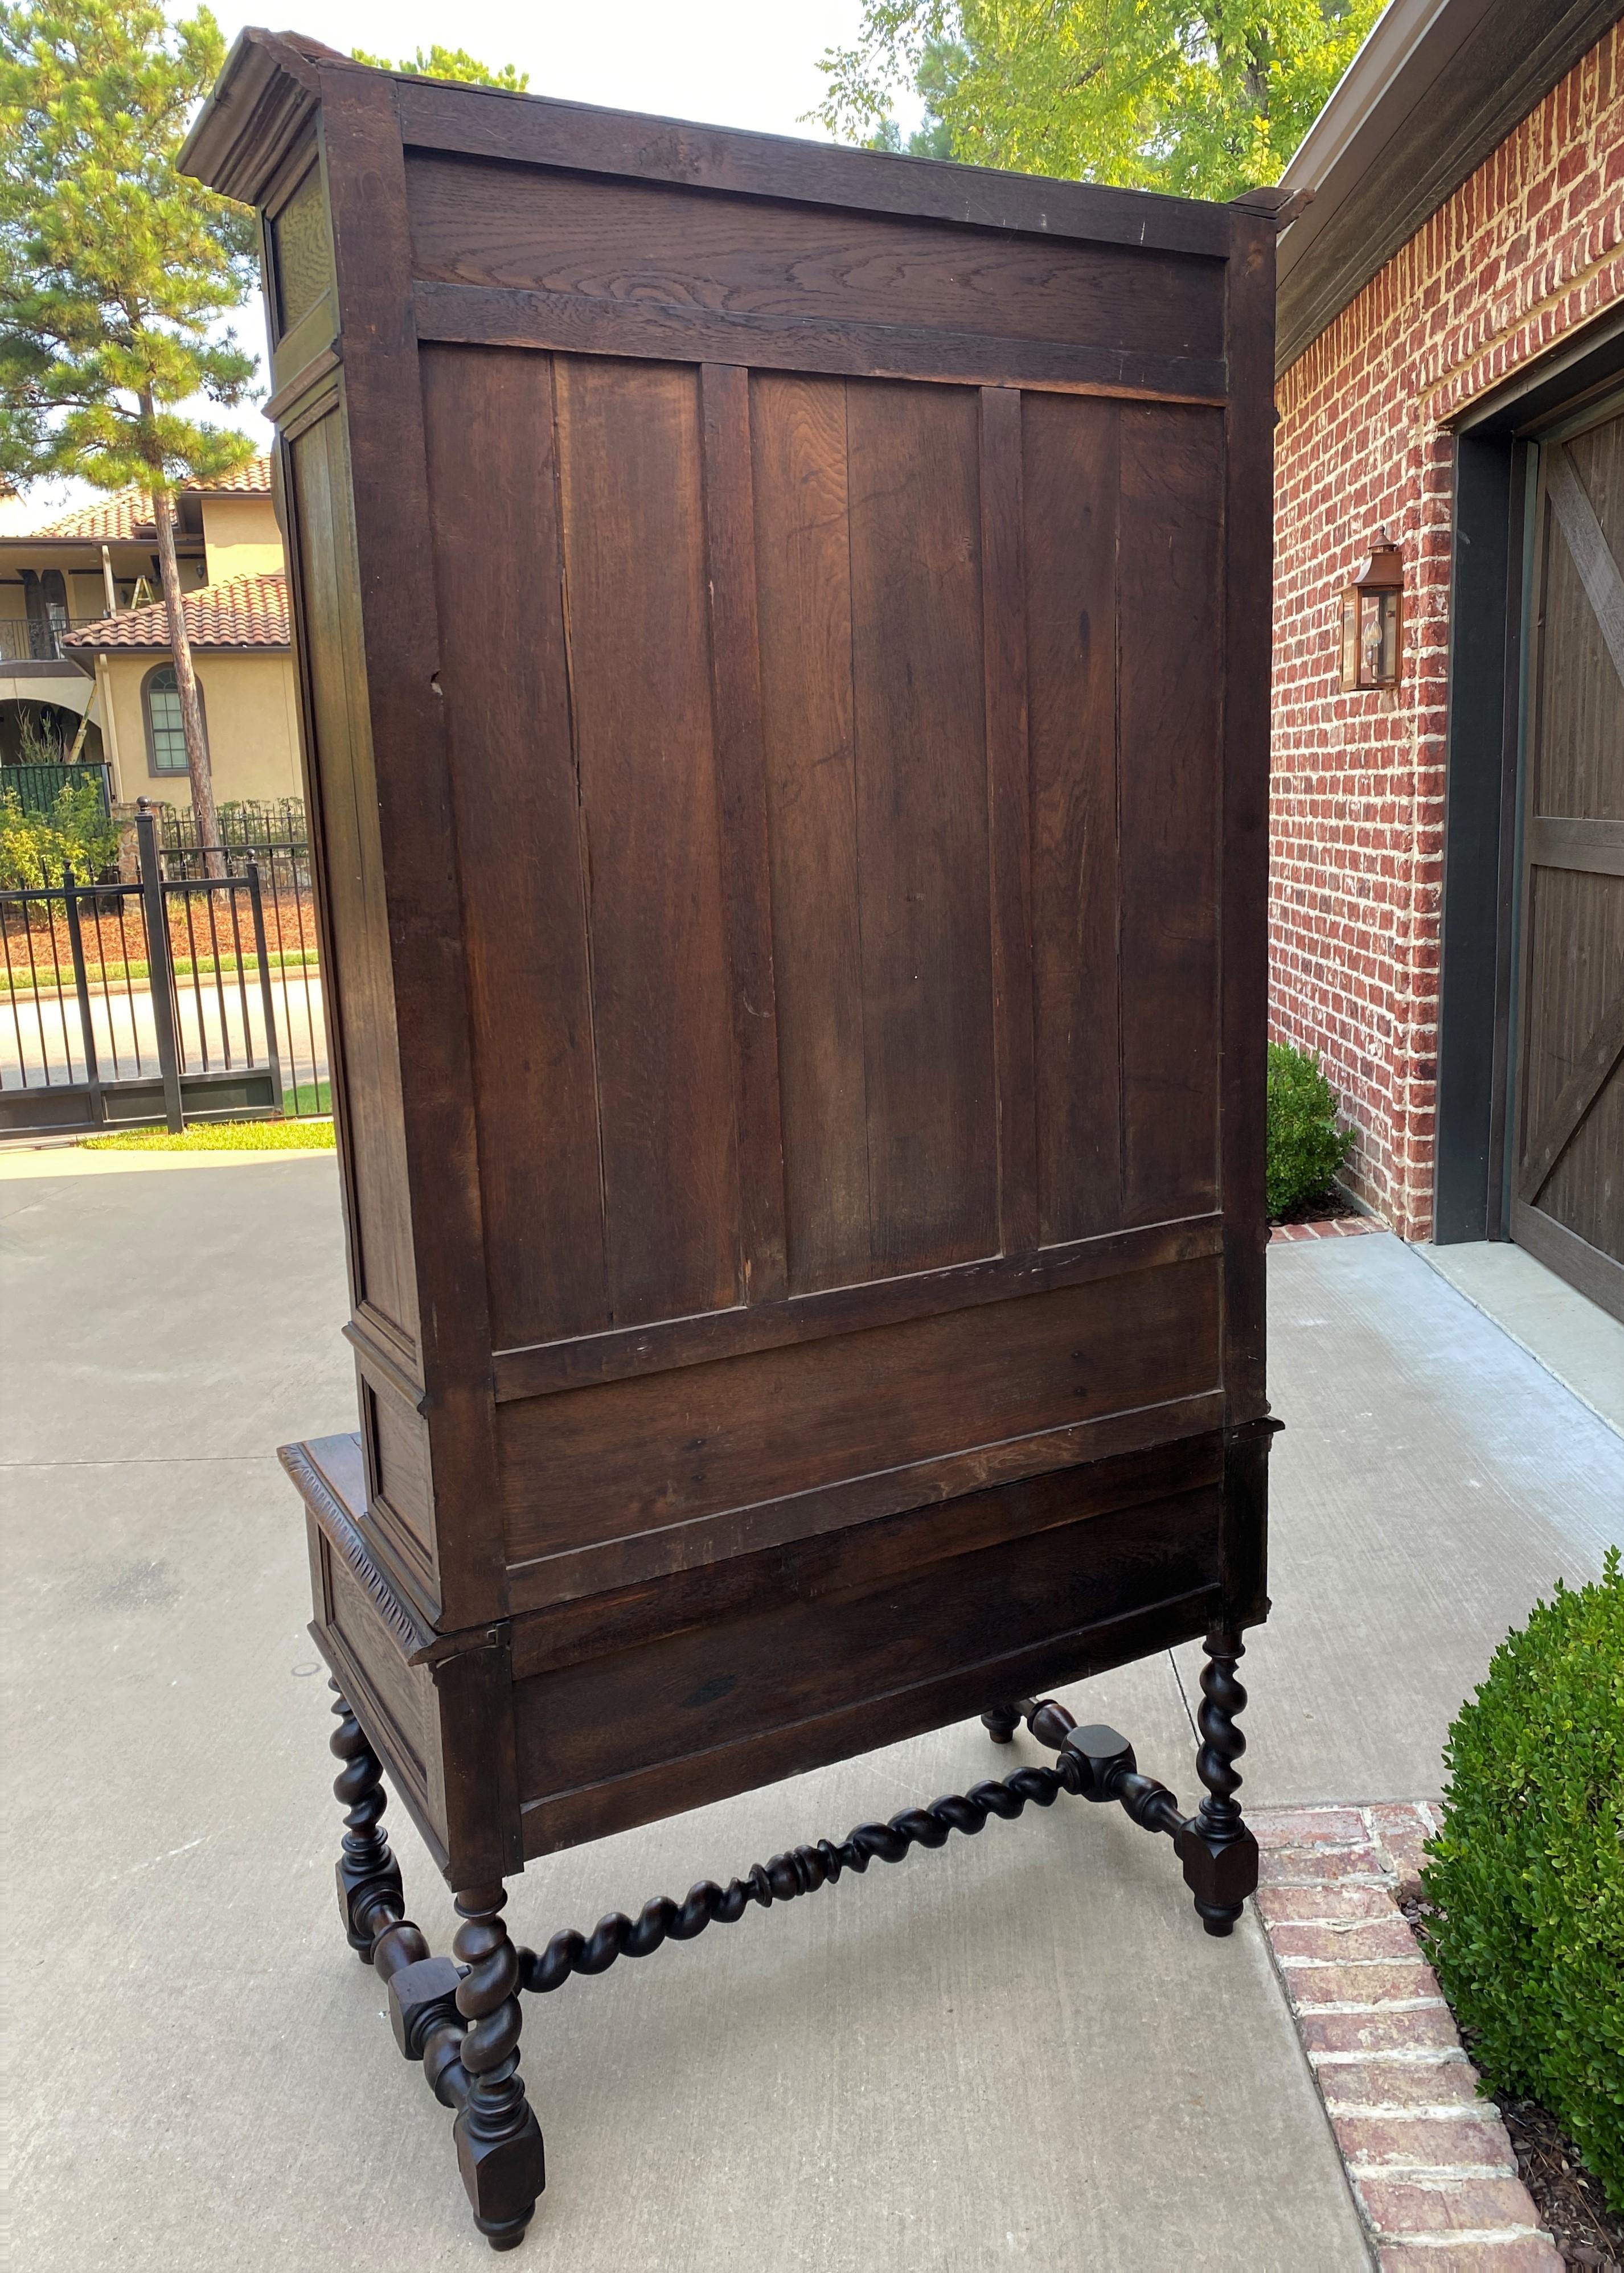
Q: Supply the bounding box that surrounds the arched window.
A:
[141,663,204,776]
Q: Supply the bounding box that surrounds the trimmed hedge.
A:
[1266,1040,1354,1218]
[1422,1550,1624,2209]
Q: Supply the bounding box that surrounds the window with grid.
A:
[145,666,189,773]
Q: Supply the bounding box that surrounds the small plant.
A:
[1422,1551,1624,2210]
[1265,1040,1354,1217]
[0,779,121,889]
[14,703,71,766]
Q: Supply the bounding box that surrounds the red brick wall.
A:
[1270,23,1623,1238]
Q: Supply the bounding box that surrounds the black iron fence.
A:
[150,803,324,1117]
[159,797,307,857]
[0,810,290,1137]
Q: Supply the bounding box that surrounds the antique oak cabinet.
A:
[184,35,1284,2249]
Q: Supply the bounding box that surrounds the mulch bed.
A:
[1401,1898,1622,2271]
[1270,1188,1359,1227]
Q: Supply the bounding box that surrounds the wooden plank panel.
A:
[317,74,511,1631]
[1216,211,1277,1421]
[286,409,419,1345]
[392,80,1236,260]
[518,1587,1214,1857]
[412,280,1228,403]
[512,1488,1221,1836]
[508,1430,1224,1674]
[1022,390,1123,1244]
[749,372,872,1293]
[554,356,741,1324]
[493,1212,1222,1398]
[404,159,1227,362]
[979,386,1039,1256]
[1117,403,1224,1225]
[846,379,998,1275]
[498,1255,1220,1566]
[506,1389,1223,1611]
[1535,417,1624,824]
[1525,866,1623,1263]
[700,362,788,1305]
[418,344,607,1347]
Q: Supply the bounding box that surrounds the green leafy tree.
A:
[0,0,259,866]
[816,0,1388,200]
[351,44,529,92]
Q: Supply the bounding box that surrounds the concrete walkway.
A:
[3,1159,1618,2272]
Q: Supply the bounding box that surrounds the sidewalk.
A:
[3,1159,1618,2271]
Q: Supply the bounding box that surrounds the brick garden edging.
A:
[1252,1803,1563,2271]
[1269,1216,1385,1246]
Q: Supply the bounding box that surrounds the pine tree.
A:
[0,0,259,864]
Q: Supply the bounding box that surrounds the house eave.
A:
[64,641,292,661]
[1273,0,1621,379]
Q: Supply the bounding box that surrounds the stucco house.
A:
[1270,0,1621,1317]
[0,455,302,810]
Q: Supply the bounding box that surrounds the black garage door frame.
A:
[1433,307,1624,1249]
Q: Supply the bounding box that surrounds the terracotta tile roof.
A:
[61,572,290,652]
[32,457,274,541]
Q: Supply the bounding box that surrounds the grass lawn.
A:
[84,1117,335,1152]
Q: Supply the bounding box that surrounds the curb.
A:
[0,1145,335,1177]
[1250,1803,1562,2271]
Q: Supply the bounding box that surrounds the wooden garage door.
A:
[1510,401,1624,1320]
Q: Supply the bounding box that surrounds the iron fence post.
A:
[245,860,286,1115]
[60,864,105,1126]
[134,806,184,1133]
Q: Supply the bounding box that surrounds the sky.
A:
[5,0,911,527]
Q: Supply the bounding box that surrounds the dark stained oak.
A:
[184,36,1279,2243]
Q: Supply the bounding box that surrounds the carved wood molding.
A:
[281,1441,438,1661]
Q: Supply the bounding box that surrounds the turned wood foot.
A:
[981,1702,1022,1744]
[329,1684,404,1959]
[1176,1633,1260,1935]
[453,1884,546,2250]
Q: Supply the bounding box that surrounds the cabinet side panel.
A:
[498,1254,1220,1569]
[554,355,743,1324]
[286,403,420,1349]
[1118,404,1224,1224]
[846,378,998,1275]
[751,371,872,1294]
[402,156,1228,364]
[1023,391,1124,1244]
[417,342,609,1349]
[512,1479,1221,1853]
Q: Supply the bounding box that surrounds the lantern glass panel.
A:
[1360,590,1399,687]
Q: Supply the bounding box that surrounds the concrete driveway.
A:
[3,1155,1617,2272]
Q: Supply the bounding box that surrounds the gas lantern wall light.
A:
[1339,528,1404,691]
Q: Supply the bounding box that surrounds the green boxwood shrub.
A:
[1265,1040,1354,1218]
[1422,1550,1624,2209]
[0,779,120,889]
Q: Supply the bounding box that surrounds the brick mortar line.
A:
[1366,2231,1550,2249]
[1349,2164,1520,2180]
[1278,1956,1438,1966]
[1310,2049,1470,2067]
[1291,1999,1450,2014]
[1322,2105,1506,2123]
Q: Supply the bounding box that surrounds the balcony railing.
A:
[0,616,110,665]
